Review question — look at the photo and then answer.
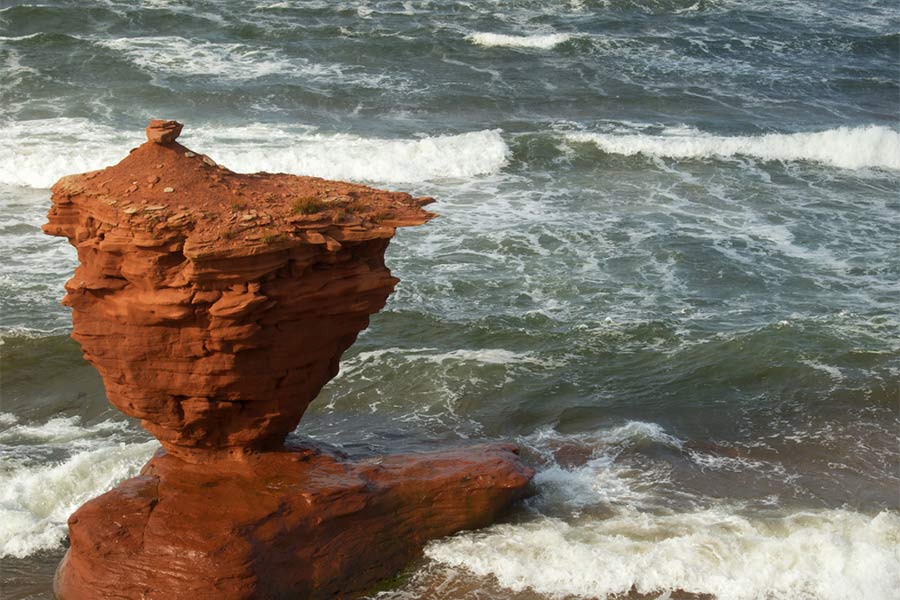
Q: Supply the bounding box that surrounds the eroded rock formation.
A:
[46,121,533,599]
[44,119,438,462]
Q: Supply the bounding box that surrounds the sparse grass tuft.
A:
[345,199,366,213]
[292,196,323,215]
[371,210,394,224]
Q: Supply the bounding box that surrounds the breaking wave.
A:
[426,509,900,600]
[0,119,509,188]
[468,32,572,49]
[421,421,900,600]
[0,414,156,558]
[565,125,900,170]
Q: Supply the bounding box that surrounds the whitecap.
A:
[184,127,509,184]
[0,439,158,558]
[801,359,845,380]
[0,118,137,188]
[468,32,572,49]
[0,119,509,188]
[595,420,684,448]
[565,125,900,171]
[426,508,900,600]
[0,415,130,445]
[334,347,553,381]
[518,423,681,510]
[408,347,550,366]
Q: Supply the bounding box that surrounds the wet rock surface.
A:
[57,444,532,599]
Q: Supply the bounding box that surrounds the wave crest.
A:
[0,413,156,559]
[426,509,900,600]
[0,119,509,188]
[468,32,572,49]
[566,125,900,170]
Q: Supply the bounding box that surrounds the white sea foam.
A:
[532,453,657,509]
[0,415,130,445]
[426,509,900,600]
[525,421,785,500]
[0,438,157,558]
[434,421,900,599]
[566,125,900,171]
[594,420,684,448]
[95,36,338,81]
[185,127,509,184]
[0,414,156,557]
[91,34,402,89]
[521,423,678,509]
[0,33,45,41]
[0,119,509,188]
[687,451,768,473]
[801,359,845,380]
[0,118,136,188]
[524,421,684,456]
[406,347,547,366]
[335,347,551,381]
[0,326,73,342]
[468,32,572,49]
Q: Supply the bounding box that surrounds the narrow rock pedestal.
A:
[45,121,533,599]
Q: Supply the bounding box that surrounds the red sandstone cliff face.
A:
[46,121,533,599]
[45,120,435,461]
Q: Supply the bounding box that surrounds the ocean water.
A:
[1,1,898,598]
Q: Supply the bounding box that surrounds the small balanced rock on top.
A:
[146,119,184,144]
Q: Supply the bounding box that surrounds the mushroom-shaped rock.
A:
[46,121,533,599]
[45,120,436,461]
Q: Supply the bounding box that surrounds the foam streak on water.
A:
[93,35,341,82]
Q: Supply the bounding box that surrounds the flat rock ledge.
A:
[56,444,532,599]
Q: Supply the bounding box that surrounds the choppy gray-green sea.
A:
[1,1,898,598]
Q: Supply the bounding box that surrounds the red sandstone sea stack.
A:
[44,120,533,599]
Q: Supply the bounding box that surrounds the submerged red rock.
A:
[45,122,533,599]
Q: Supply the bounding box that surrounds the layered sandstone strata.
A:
[46,121,533,599]
[45,119,436,461]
